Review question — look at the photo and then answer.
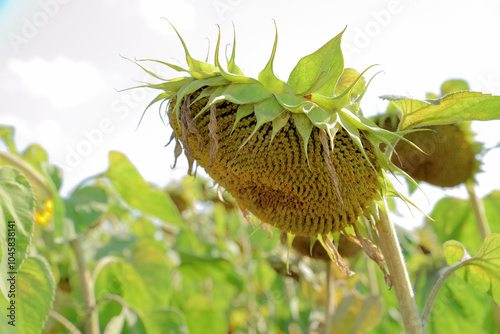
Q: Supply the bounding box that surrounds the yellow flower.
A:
[35,198,53,225]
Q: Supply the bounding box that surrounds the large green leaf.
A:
[444,234,500,305]
[0,151,65,241]
[0,167,35,300]
[382,92,500,130]
[172,252,242,333]
[287,29,345,96]
[0,256,56,334]
[427,274,494,334]
[21,145,63,191]
[429,192,500,254]
[95,262,154,314]
[429,197,480,253]
[103,151,183,228]
[145,309,190,334]
[184,308,226,334]
[64,186,108,234]
[131,240,173,309]
[440,79,469,95]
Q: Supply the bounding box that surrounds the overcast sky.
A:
[1,0,500,228]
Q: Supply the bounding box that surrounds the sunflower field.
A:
[2,24,500,334]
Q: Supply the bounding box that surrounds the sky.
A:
[1,0,500,229]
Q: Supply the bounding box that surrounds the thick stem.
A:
[466,182,491,240]
[70,236,99,334]
[376,202,423,334]
[325,261,335,334]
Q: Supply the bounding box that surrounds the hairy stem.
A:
[376,201,423,334]
[70,236,99,334]
[48,309,82,334]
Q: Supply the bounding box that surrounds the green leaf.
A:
[103,311,127,334]
[103,305,143,334]
[429,197,481,253]
[444,234,500,305]
[0,167,35,300]
[103,151,184,228]
[95,262,154,314]
[20,144,48,173]
[427,274,494,334]
[184,309,226,334]
[0,125,17,153]
[144,309,190,334]
[64,186,108,234]
[332,294,384,334]
[287,29,345,96]
[382,92,500,130]
[0,151,65,240]
[440,79,470,96]
[0,256,56,334]
[131,240,173,309]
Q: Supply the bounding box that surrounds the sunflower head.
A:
[132,23,416,278]
[375,79,482,188]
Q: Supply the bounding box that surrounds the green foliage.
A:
[1,27,500,333]
[445,234,500,305]
[426,274,495,334]
[430,192,500,253]
[103,151,183,228]
[0,256,56,334]
[65,186,108,234]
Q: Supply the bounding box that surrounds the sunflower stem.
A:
[48,310,82,334]
[376,201,423,334]
[466,181,491,239]
[70,236,99,334]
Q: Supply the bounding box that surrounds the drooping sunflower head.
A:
[131,23,418,276]
[375,79,483,188]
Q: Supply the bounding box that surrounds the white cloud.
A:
[7,57,108,109]
[137,0,196,34]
